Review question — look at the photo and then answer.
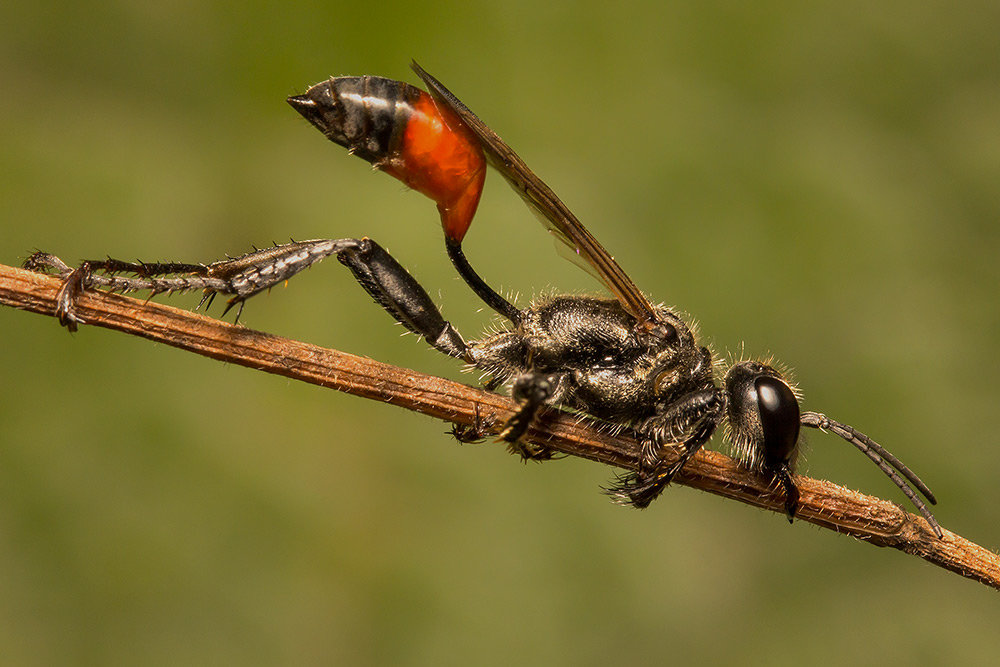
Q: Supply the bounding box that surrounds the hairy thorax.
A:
[470,296,710,423]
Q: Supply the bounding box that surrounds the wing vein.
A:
[411,62,658,324]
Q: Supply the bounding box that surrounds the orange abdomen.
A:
[288,76,486,242]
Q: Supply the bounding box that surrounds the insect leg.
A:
[333,238,470,359]
[607,387,726,508]
[24,251,230,331]
[499,372,568,460]
[24,241,346,331]
[25,239,471,361]
[769,462,800,523]
[450,402,498,444]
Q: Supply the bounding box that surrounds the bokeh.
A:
[2,1,998,664]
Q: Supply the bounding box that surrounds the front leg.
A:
[608,387,725,508]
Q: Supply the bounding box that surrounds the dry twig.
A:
[2,261,998,590]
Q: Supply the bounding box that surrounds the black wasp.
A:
[26,63,942,537]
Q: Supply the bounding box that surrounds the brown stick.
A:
[2,261,997,590]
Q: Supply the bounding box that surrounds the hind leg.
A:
[25,238,471,360]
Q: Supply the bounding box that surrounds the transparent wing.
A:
[411,62,659,324]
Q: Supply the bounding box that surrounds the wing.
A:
[411,62,660,325]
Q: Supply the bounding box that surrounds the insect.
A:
[26,63,942,537]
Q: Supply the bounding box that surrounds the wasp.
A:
[27,63,941,537]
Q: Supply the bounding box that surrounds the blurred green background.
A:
[2,1,998,664]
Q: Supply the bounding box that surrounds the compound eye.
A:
[754,375,801,465]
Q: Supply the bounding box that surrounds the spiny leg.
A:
[24,241,347,331]
[607,387,725,508]
[450,403,499,444]
[24,238,472,361]
[500,372,567,461]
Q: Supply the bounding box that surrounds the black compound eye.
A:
[754,375,800,465]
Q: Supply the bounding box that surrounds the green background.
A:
[2,1,998,664]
